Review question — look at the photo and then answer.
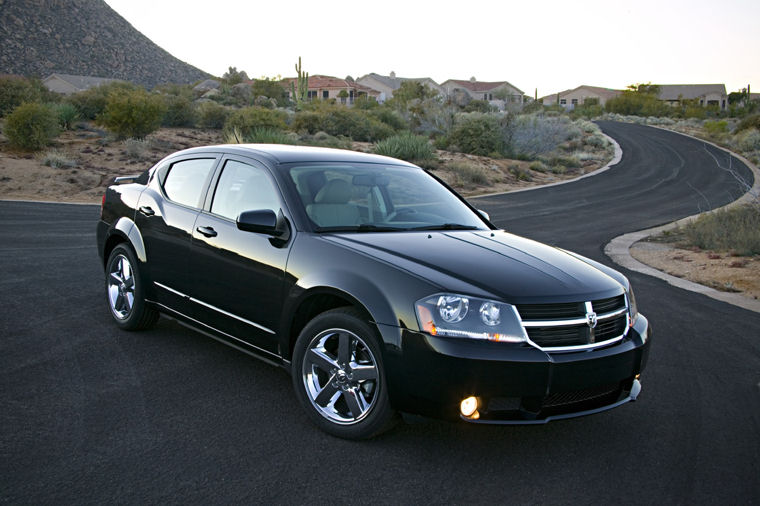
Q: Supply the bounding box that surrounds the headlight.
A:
[415,293,527,343]
[627,285,639,326]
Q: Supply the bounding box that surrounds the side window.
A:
[162,158,216,208]
[211,160,280,221]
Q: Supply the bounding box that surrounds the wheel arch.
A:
[102,217,147,267]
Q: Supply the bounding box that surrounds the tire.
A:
[292,308,396,439]
[105,244,159,331]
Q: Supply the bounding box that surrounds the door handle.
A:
[138,206,155,216]
[196,226,217,238]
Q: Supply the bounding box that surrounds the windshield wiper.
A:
[410,223,481,231]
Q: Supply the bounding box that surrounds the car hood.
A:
[322,230,624,304]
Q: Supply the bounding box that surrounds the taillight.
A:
[100,193,106,217]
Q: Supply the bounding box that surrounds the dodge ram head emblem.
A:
[586,311,598,329]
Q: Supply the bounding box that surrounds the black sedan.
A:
[97,144,651,439]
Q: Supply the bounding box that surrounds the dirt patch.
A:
[630,239,760,300]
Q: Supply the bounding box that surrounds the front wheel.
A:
[292,308,396,439]
[105,244,158,330]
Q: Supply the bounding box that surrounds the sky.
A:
[104,0,759,97]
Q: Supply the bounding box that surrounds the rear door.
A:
[135,155,220,314]
[187,156,292,355]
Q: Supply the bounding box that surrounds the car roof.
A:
[168,144,419,167]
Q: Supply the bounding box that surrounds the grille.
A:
[517,295,628,349]
[543,382,622,408]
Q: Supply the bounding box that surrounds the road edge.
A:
[605,127,760,314]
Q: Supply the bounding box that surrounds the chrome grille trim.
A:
[516,295,630,352]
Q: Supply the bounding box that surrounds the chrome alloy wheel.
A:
[107,253,135,320]
[302,328,380,425]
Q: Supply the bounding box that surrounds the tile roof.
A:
[656,84,727,101]
[444,79,523,94]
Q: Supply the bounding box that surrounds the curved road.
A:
[1,122,758,504]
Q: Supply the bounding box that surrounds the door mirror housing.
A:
[237,209,288,239]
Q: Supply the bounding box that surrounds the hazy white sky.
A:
[104,0,758,96]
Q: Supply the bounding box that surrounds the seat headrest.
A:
[314,179,352,204]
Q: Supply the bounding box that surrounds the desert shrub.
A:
[41,149,77,168]
[3,102,60,150]
[682,205,760,255]
[549,155,581,168]
[225,127,297,145]
[51,102,80,130]
[583,133,608,148]
[292,111,323,134]
[735,114,760,133]
[298,131,352,149]
[123,138,153,160]
[463,100,496,113]
[447,162,489,187]
[319,108,394,141]
[98,89,167,139]
[223,106,288,138]
[292,108,393,141]
[68,81,140,120]
[736,129,760,152]
[374,132,435,162]
[703,120,728,137]
[509,164,532,181]
[196,101,229,129]
[369,108,407,131]
[508,115,572,159]
[162,95,197,127]
[529,160,549,172]
[446,113,504,156]
[0,77,55,117]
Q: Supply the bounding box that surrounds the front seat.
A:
[306,179,360,227]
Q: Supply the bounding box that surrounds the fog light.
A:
[460,396,479,417]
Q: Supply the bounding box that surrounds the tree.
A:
[251,77,288,107]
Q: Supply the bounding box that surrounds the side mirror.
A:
[237,209,284,237]
[477,209,491,222]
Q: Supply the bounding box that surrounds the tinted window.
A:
[162,158,216,208]
[211,160,280,220]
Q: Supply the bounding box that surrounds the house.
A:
[356,72,443,102]
[656,84,728,110]
[282,75,380,105]
[541,85,622,109]
[440,78,524,110]
[42,73,121,95]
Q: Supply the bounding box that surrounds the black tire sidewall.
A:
[292,308,394,440]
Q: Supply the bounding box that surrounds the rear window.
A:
[162,158,216,208]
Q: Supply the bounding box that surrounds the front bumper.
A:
[383,314,651,423]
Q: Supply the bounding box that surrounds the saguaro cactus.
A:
[290,56,309,108]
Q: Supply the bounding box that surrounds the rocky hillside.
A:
[0,0,210,87]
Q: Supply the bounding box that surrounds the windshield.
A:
[287,163,488,232]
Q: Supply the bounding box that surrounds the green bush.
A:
[223,106,288,138]
[374,132,435,162]
[3,102,61,150]
[548,155,581,168]
[0,77,55,117]
[292,108,393,142]
[68,81,140,120]
[196,101,229,129]
[703,120,728,137]
[735,114,760,133]
[51,102,80,130]
[369,108,408,131]
[162,95,197,127]
[226,127,297,145]
[98,89,167,139]
[447,114,504,156]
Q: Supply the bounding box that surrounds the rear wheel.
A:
[105,244,158,330]
[292,308,396,439]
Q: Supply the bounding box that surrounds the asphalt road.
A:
[1,122,759,504]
